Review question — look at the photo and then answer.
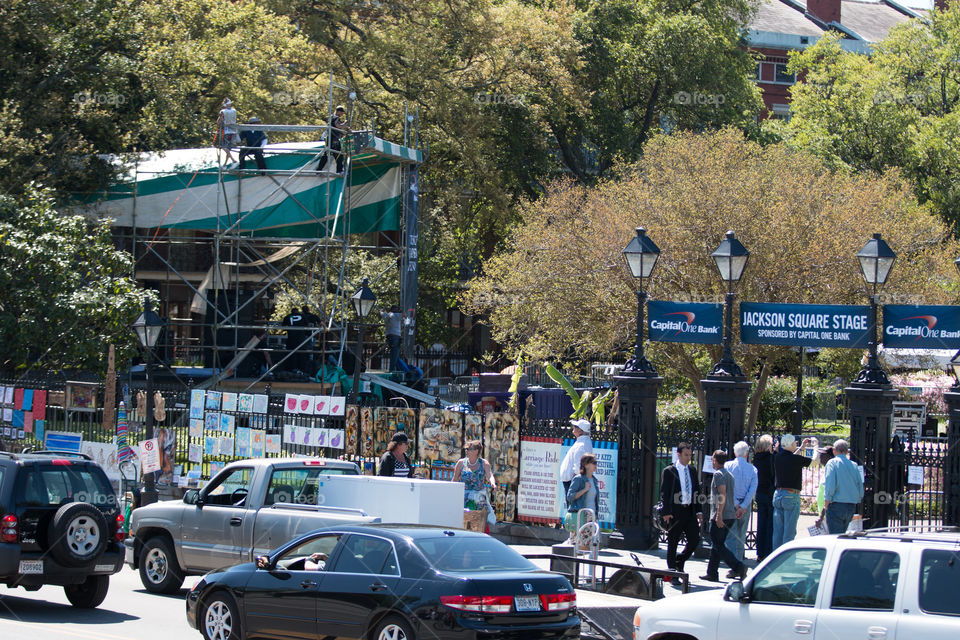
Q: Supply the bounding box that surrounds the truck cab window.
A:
[204,468,253,506]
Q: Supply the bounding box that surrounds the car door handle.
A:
[793,620,813,634]
[369,582,388,592]
[300,580,318,589]
[229,517,242,526]
[868,627,887,640]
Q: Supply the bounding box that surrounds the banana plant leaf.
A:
[545,363,582,417]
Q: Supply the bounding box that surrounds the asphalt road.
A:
[0,568,202,640]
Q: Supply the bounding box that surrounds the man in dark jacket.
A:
[659,442,703,573]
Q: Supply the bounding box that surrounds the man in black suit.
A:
[660,442,703,573]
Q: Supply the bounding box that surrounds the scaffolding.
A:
[85,77,423,391]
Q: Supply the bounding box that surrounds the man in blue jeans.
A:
[772,434,812,550]
[820,439,863,534]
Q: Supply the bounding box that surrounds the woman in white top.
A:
[453,440,497,526]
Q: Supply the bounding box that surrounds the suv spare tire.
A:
[47,502,109,567]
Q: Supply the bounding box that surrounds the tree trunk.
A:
[746,359,770,435]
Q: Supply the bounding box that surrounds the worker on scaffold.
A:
[318,105,351,174]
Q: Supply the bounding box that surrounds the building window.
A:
[770,104,791,122]
[775,63,796,84]
[755,59,796,85]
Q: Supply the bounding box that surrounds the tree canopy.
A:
[462,129,960,426]
[777,6,960,231]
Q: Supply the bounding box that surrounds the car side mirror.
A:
[183,489,202,506]
[724,580,748,603]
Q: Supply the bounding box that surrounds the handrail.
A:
[522,553,690,597]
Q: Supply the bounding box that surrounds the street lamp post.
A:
[622,227,661,374]
[700,231,750,524]
[942,260,960,526]
[350,278,377,406]
[846,232,899,528]
[132,299,164,506]
[613,227,663,550]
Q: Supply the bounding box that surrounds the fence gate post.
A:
[845,383,899,529]
[612,372,662,550]
[944,389,960,527]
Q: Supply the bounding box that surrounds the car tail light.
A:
[540,593,576,612]
[303,460,327,466]
[1,514,18,543]
[51,459,72,466]
[115,514,125,541]
[440,595,514,613]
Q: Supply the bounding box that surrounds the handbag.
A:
[653,500,668,532]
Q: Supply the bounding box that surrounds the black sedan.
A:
[186,524,580,640]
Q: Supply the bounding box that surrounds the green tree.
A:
[462,129,960,431]
[0,188,149,374]
[776,7,960,230]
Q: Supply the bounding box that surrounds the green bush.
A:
[754,376,839,431]
[658,393,705,434]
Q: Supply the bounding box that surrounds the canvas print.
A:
[235,427,251,457]
[205,390,222,411]
[265,433,281,454]
[238,393,254,413]
[252,394,269,414]
[220,413,235,434]
[190,389,205,419]
[205,412,220,431]
[221,392,238,412]
[189,418,204,438]
[251,429,265,457]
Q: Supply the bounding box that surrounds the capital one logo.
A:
[886,315,938,341]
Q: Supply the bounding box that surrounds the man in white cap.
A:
[559,418,594,508]
[217,98,239,163]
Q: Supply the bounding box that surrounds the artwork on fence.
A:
[265,433,281,454]
[251,429,265,457]
[189,418,204,438]
[66,382,98,411]
[517,436,562,524]
[370,408,417,458]
[222,392,238,412]
[464,412,482,443]
[359,407,375,457]
[417,408,464,465]
[81,439,139,482]
[252,394,269,414]
[238,393,255,413]
[156,426,176,486]
[205,390,222,411]
[236,427,252,457]
[345,406,359,455]
[190,389,205,418]
[483,412,520,522]
[189,443,202,463]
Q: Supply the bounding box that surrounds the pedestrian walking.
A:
[772,433,813,550]
[820,439,863,534]
[453,440,497,527]
[702,450,748,582]
[723,440,757,571]
[559,419,593,505]
[659,442,703,573]
[564,454,599,545]
[753,434,775,562]
[378,432,414,478]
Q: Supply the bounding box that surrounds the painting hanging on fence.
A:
[66,383,98,412]
[417,408,463,464]
[345,405,359,455]
[464,412,482,443]
[360,407,375,457]
[483,412,520,522]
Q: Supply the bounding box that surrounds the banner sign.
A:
[517,437,562,524]
[740,303,870,348]
[883,305,960,349]
[556,439,618,530]
[647,301,723,345]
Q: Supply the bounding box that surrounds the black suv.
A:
[0,450,125,608]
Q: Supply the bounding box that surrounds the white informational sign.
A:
[517,438,562,522]
[907,465,924,486]
[702,455,715,474]
[139,438,161,475]
[892,401,926,438]
[80,440,139,483]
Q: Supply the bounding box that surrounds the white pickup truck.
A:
[125,457,465,593]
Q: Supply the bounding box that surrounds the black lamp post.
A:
[853,233,896,385]
[622,227,661,374]
[132,299,164,506]
[709,230,750,377]
[613,228,664,550]
[946,260,960,525]
[350,278,376,405]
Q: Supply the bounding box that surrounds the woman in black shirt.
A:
[378,431,414,478]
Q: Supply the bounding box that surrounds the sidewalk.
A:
[505,513,823,598]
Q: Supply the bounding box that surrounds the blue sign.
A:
[647,301,723,344]
[883,305,960,349]
[740,303,870,348]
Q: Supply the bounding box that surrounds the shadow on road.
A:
[132,587,191,599]
[0,594,139,624]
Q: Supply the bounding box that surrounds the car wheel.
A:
[46,502,108,567]
[64,575,109,608]
[371,615,415,640]
[139,536,184,594]
[201,591,241,640]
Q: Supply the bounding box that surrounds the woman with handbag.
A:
[564,454,599,544]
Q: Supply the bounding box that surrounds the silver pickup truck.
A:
[124,457,378,593]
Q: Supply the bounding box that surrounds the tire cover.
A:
[47,502,109,567]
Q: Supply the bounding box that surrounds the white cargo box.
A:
[316,475,466,528]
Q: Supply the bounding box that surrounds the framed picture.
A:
[65,383,98,412]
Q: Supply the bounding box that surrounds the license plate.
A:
[94,564,114,572]
[19,560,42,574]
[514,595,541,612]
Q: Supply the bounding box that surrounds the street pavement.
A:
[0,513,821,639]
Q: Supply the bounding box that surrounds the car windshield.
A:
[415,536,537,572]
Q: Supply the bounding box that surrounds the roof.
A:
[752,0,826,37]
[841,0,914,42]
